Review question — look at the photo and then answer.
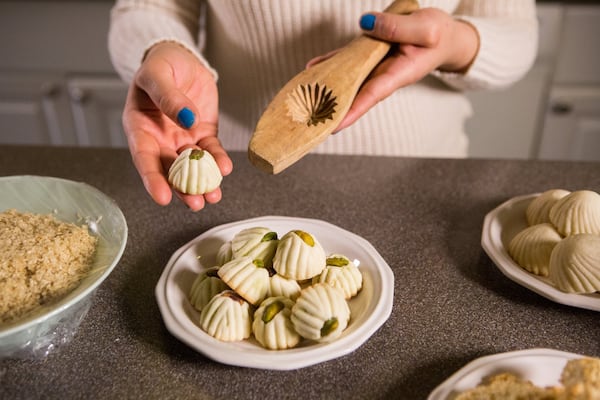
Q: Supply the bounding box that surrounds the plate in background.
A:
[428,348,584,399]
[481,194,600,312]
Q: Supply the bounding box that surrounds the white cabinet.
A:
[0,72,128,148]
[537,5,600,161]
[0,1,128,148]
[465,3,563,159]
[68,77,128,148]
[538,86,600,161]
[0,73,77,146]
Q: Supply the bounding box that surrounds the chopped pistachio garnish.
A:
[252,259,265,268]
[262,300,285,323]
[261,231,278,242]
[293,230,314,247]
[320,318,339,337]
[326,256,349,267]
[189,149,205,160]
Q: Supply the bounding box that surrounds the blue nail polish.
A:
[360,14,376,31]
[177,107,195,129]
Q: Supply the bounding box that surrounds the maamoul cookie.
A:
[312,254,363,299]
[231,227,279,266]
[548,234,600,294]
[168,148,222,195]
[273,230,326,280]
[291,283,350,343]
[215,241,233,266]
[268,273,302,301]
[189,266,229,311]
[199,290,252,342]
[508,223,563,277]
[218,256,270,305]
[549,190,600,236]
[526,189,570,226]
[252,296,301,350]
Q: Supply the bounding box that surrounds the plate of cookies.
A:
[155,216,394,370]
[481,190,600,311]
[428,348,598,399]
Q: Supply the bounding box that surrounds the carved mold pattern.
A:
[285,83,337,126]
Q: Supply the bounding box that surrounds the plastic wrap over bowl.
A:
[0,176,127,359]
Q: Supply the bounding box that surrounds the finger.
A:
[305,49,339,69]
[135,60,199,130]
[204,187,223,204]
[173,185,223,210]
[335,49,425,132]
[359,11,440,48]
[197,135,234,176]
[174,191,206,212]
[129,141,174,206]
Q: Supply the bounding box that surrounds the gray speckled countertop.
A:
[0,146,599,400]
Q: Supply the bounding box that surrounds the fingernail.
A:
[177,107,195,129]
[360,13,376,31]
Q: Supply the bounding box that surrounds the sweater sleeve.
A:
[432,0,539,91]
[108,0,217,84]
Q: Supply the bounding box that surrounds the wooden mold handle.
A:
[385,0,420,14]
[248,0,420,174]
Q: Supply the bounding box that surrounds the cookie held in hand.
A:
[168,148,222,195]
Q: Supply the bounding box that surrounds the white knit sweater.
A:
[108,0,538,157]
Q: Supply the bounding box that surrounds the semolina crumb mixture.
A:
[0,209,98,325]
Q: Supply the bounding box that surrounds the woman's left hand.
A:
[309,8,480,132]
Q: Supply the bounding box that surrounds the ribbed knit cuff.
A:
[108,8,218,84]
[143,37,219,82]
[433,15,538,92]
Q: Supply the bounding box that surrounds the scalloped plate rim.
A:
[481,193,600,312]
[428,348,585,399]
[155,215,394,370]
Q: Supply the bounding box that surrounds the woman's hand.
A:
[312,8,479,132]
[123,41,232,211]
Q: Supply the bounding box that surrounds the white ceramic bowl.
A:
[0,175,127,359]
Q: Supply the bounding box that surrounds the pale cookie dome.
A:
[252,296,301,350]
[508,223,563,277]
[231,227,279,267]
[217,256,269,306]
[189,266,230,311]
[291,283,350,343]
[215,241,233,266]
[268,273,302,301]
[526,189,570,226]
[168,148,222,195]
[549,190,600,236]
[199,290,252,342]
[273,230,326,280]
[548,234,600,294]
[312,254,363,299]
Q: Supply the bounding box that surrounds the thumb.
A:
[359,11,437,47]
[134,58,199,129]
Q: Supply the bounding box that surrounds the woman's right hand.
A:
[122,41,232,211]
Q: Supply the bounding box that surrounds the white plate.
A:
[428,348,584,399]
[481,194,600,312]
[155,216,394,370]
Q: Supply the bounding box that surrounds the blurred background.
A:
[0,0,598,161]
